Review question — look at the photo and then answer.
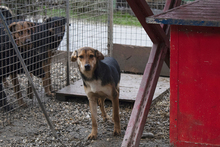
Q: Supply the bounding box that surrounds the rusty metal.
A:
[121,0,182,146]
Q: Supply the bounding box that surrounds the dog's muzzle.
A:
[84,64,91,71]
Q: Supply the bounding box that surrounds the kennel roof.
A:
[146,0,220,27]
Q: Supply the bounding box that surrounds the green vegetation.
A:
[113,11,141,26]
[41,7,141,27]
[39,7,66,17]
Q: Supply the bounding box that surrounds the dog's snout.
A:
[25,39,31,44]
[85,64,91,71]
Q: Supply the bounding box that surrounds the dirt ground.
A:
[0,64,170,146]
[0,89,170,147]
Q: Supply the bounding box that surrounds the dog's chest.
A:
[84,80,112,97]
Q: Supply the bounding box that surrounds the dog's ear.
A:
[27,22,35,33]
[95,50,104,60]
[44,17,52,23]
[9,22,16,32]
[71,50,78,62]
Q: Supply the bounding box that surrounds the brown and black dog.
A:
[71,47,121,139]
[3,17,66,101]
[29,17,66,97]
[2,21,36,108]
[0,21,45,111]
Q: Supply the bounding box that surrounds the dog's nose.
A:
[84,64,91,71]
[25,39,31,44]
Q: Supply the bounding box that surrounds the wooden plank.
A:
[56,73,170,102]
[113,44,151,74]
[170,25,220,146]
[113,44,170,76]
[121,43,169,147]
[122,0,181,146]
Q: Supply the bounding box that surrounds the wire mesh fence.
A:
[0,0,195,138]
[113,0,195,47]
[0,0,68,126]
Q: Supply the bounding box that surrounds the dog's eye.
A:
[89,55,94,58]
[79,55,83,59]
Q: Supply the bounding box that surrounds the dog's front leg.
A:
[98,98,111,122]
[11,73,27,108]
[88,97,98,140]
[27,73,33,99]
[112,89,121,136]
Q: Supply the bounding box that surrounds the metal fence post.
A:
[108,0,113,57]
[66,0,70,86]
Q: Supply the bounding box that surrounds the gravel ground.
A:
[0,63,170,147]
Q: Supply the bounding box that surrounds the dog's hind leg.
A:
[3,77,9,88]
[27,73,33,99]
[111,87,121,136]
[42,60,54,97]
[98,98,111,122]
[11,73,27,108]
[48,51,54,93]
[0,82,13,111]
[88,97,98,140]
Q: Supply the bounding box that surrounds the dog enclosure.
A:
[0,0,194,138]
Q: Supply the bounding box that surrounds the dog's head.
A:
[44,17,66,50]
[9,21,35,49]
[0,6,14,21]
[71,47,104,78]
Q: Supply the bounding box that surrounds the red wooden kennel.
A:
[146,0,220,146]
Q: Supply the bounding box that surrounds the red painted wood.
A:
[122,0,182,146]
[170,25,179,144]
[162,0,182,68]
[122,43,168,147]
[174,141,220,147]
[170,25,220,146]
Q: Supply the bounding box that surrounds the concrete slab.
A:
[56,73,170,103]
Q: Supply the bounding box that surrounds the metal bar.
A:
[121,0,182,146]
[66,0,70,86]
[126,0,169,46]
[108,0,113,57]
[0,11,58,139]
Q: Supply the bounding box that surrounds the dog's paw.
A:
[19,101,28,108]
[27,93,33,99]
[103,115,112,122]
[113,129,121,136]
[87,133,97,140]
[21,103,28,108]
[45,92,55,97]
[3,105,14,112]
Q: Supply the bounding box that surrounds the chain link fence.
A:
[0,0,195,131]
